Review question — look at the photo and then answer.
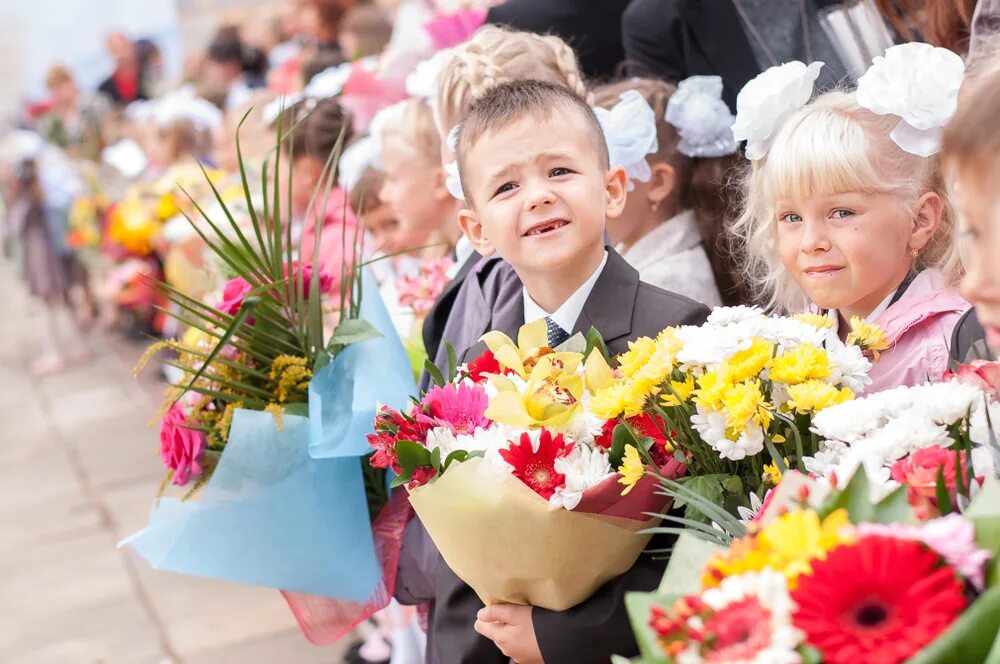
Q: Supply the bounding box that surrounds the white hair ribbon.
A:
[665,76,738,158]
[444,124,465,200]
[592,90,658,191]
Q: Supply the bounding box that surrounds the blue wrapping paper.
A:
[121,410,381,600]
[309,268,417,459]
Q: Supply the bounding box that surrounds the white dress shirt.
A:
[446,235,475,279]
[522,250,609,332]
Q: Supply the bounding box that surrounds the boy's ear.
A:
[457,207,496,257]
[910,191,944,251]
[604,166,629,220]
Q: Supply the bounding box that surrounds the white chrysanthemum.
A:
[706,306,765,327]
[425,426,460,457]
[694,408,765,461]
[675,325,751,367]
[802,440,849,477]
[825,340,873,394]
[811,397,888,442]
[550,445,615,510]
[917,381,982,424]
[559,403,607,446]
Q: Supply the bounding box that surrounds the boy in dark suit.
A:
[434,79,710,663]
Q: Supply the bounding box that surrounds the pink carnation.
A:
[858,514,991,589]
[396,257,454,316]
[217,277,253,316]
[159,403,206,486]
[420,382,490,435]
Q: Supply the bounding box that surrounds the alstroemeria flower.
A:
[486,355,585,429]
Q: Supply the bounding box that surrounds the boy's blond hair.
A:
[730,89,961,312]
[433,25,587,136]
[942,67,1000,187]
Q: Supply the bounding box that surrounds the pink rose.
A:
[284,262,334,298]
[159,403,206,486]
[890,445,968,518]
[944,360,1000,395]
[217,277,253,316]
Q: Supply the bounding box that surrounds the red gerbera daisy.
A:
[466,349,509,383]
[594,419,618,449]
[628,413,675,467]
[499,429,574,499]
[791,535,967,664]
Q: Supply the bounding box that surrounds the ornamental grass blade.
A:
[235,108,270,268]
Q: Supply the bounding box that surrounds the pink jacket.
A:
[298,186,365,294]
[864,269,970,394]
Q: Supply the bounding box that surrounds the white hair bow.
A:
[665,76,738,158]
[444,124,465,200]
[337,135,380,192]
[593,90,658,191]
[732,61,825,160]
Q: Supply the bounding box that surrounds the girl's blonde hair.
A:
[593,78,742,304]
[433,25,588,135]
[730,89,961,313]
[380,98,440,164]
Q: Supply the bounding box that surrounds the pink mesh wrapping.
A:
[281,491,412,645]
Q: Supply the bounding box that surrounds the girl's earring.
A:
[911,247,920,260]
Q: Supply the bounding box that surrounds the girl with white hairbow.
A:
[730,43,971,395]
[591,75,741,307]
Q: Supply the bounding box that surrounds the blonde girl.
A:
[731,46,969,393]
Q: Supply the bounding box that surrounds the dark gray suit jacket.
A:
[433,249,710,664]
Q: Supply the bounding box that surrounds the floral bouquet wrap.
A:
[618,378,1000,664]
[369,320,684,610]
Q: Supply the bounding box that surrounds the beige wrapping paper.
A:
[407,456,656,611]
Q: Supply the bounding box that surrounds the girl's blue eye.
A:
[831,209,855,219]
[780,212,803,223]
[549,167,571,177]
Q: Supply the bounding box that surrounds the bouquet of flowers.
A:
[619,467,1000,664]
[803,380,1000,517]
[122,115,416,644]
[589,306,880,528]
[368,320,684,610]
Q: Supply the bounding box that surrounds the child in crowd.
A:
[439,78,710,664]
[730,50,969,394]
[941,67,1000,356]
[592,76,737,307]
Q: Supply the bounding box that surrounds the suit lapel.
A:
[572,250,637,348]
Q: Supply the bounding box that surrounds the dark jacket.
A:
[486,0,630,80]
[433,249,710,664]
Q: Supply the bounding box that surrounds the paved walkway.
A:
[0,260,350,663]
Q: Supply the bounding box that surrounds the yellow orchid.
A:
[618,444,645,495]
[486,354,584,428]
[584,349,615,393]
[481,319,551,378]
[846,316,891,360]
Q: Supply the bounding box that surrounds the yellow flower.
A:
[694,369,730,411]
[769,344,832,385]
[618,445,645,495]
[630,342,675,395]
[269,355,312,403]
[792,312,835,330]
[720,379,772,431]
[660,373,696,408]
[786,380,855,414]
[156,192,180,220]
[724,338,774,383]
[481,320,550,377]
[656,327,683,356]
[584,350,615,393]
[702,508,854,589]
[846,316,891,360]
[487,355,584,428]
[762,460,785,485]
[107,192,161,256]
[590,382,629,419]
[618,337,658,378]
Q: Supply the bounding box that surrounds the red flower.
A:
[367,405,434,474]
[283,261,334,298]
[890,445,970,518]
[499,429,574,499]
[407,466,438,489]
[217,276,254,317]
[466,349,509,383]
[791,536,967,664]
[629,413,676,467]
[594,419,618,449]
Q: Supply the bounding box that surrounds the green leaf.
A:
[446,343,458,384]
[722,475,743,495]
[965,477,1000,555]
[423,358,446,388]
[823,466,874,522]
[330,318,382,347]
[936,465,954,516]
[395,439,433,473]
[443,449,469,471]
[430,446,442,471]
[610,421,637,468]
[584,326,610,360]
[871,485,917,524]
[800,646,824,664]
[907,586,1000,664]
[624,591,674,664]
[677,475,725,522]
[657,531,723,595]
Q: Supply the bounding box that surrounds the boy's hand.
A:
[474,603,543,664]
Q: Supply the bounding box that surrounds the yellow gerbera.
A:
[785,380,855,414]
[618,444,645,495]
[846,316,891,360]
[769,343,832,385]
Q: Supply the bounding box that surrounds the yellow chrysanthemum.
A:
[762,460,785,485]
[792,312,835,330]
[589,382,630,419]
[694,368,730,411]
[630,343,675,395]
[846,316,891,360]
[702,508,854,589]
[724,338,774,383]
[618,337,658,379]
[720,379,772,431]
[769,343,832,385]
[618,445,645,495]
[661,373,696,408]
[655,327,683,356]
[785,380,855,414]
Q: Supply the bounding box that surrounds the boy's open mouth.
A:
[523,219,569,237]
